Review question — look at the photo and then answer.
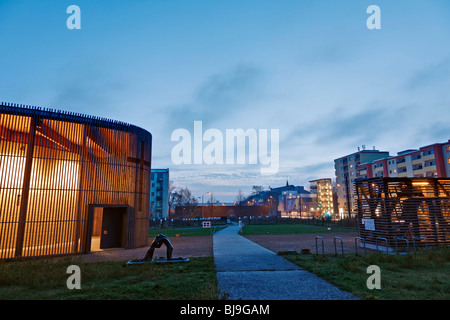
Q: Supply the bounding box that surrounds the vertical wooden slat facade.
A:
[355,177,450,249]
[0,103,151,259]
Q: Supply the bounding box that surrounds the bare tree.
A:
[174,186,198,218]
[168,180,178,211]
[251,185,264,195]
[235,189,246,205]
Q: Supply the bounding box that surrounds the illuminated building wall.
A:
[309,178,334,217]
[355,177,450,248]
[0,103,152,259]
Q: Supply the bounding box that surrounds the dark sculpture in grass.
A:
[126,234,189,265]
[144,234,173,261]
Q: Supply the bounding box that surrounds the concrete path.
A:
[213,224,357,300]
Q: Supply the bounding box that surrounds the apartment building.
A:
[356,140,450,180]
[150,169,169,219]
[338,139,450,215]
[309,178,335,216]
[334,148,390,216]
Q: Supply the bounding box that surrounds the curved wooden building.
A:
[0,103,152,259]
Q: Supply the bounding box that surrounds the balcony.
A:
[398,171,408,177]
[422,154,435,162]
[374,166,384,172]
[396,161,406,168]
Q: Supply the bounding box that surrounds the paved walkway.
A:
[213,224,357,300]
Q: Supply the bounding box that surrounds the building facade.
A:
[150,168,169,220]
[0,103,152,260]
[244,181,312,216]
[334,148,390,216]
[309,178,335,217]
[278,190,317,218]
[362,141,450,179]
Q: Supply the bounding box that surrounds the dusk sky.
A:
[1,0,450,201]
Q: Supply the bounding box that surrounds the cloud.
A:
[412,121,450,145]
[166,64,265,129]
[407,56,450,89]
[285,104,409,148]
[49,59,126,118]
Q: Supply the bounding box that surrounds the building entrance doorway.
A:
[88,205,128,251]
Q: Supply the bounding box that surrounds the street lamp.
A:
[202,191,210,218]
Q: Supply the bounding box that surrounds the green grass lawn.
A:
[0,256,219,300]
[241,223,357,236]
[149,226,226,238]
[285,247,450,300]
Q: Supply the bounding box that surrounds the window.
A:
[425,161,436,167]
[446,146,450,152]
[423,149,434,156]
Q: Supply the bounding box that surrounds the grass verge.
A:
[0,256,219,300]
[284,247,450,300]
[241,223,357,236]
[149,226,226,238]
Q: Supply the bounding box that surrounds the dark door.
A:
[100,207,126,249]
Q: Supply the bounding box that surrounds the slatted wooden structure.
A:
[355,177,450,249]
[0,103,152,259]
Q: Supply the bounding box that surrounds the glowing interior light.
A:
[412,182,430,186]
[0,154,26,189]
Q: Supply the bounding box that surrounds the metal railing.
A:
[315,236,324,255]
[355,237,366,256]
[334,237,344,255]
